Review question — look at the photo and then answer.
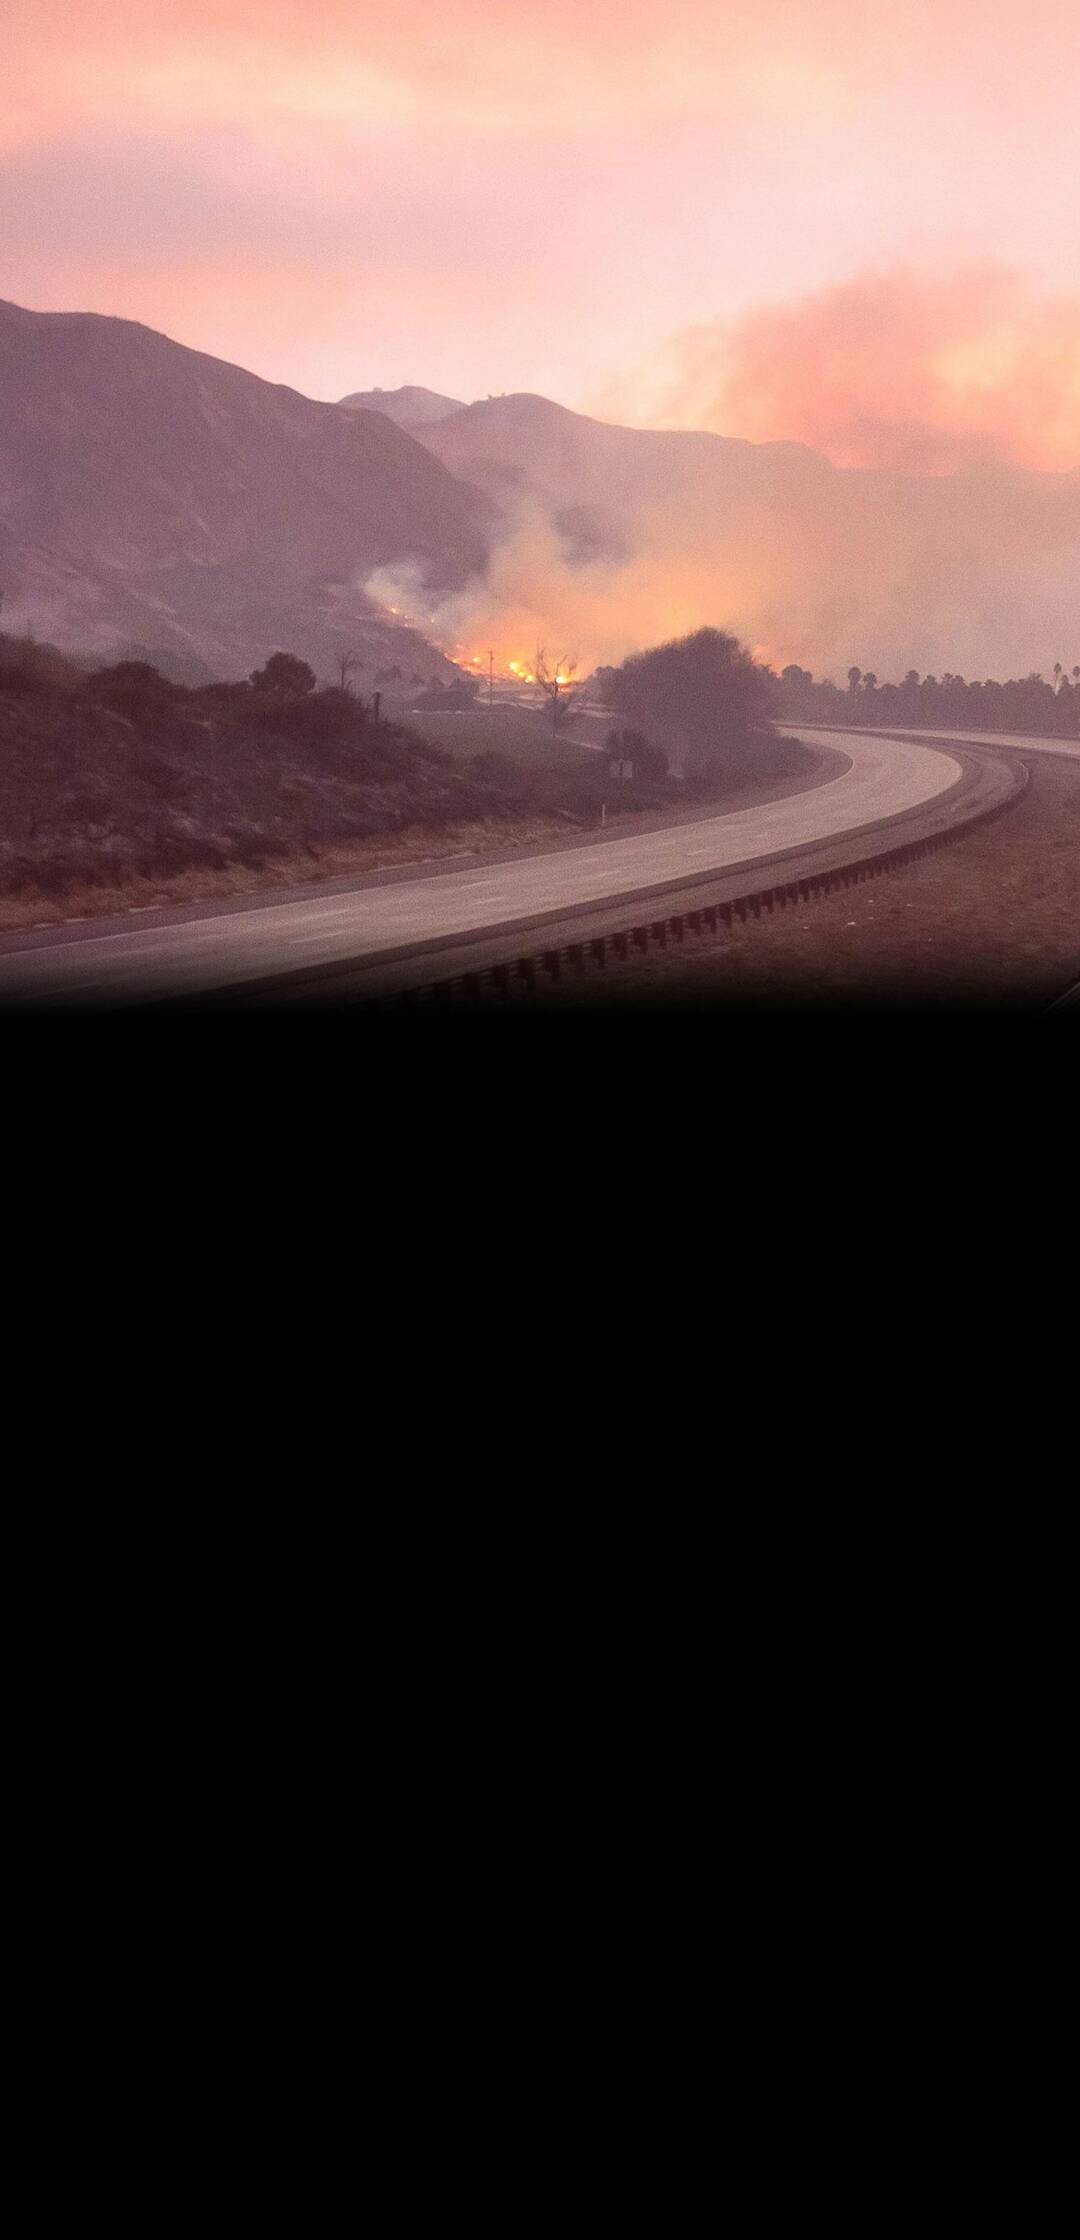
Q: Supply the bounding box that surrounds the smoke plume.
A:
[628,266,1080,474]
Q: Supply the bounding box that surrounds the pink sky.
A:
[2,0,1078,464]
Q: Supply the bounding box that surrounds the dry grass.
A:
[0,813,578,933]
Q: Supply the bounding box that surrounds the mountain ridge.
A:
[0,300,493,681]
[339,383,467,429]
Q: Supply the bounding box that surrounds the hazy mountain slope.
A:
[339,385,466,429]
[419,392,822,496]
[415,394,1080,679]
[0,301,493,681]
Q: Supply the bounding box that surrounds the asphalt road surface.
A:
[804,723,1080,763]
[0,722,1066,1006]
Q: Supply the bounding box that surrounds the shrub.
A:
[249,652,317,696]
[0,661,46,696]
[83,661,182,720]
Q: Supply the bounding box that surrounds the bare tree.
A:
[339,651,365,693]
[534,647,579,735]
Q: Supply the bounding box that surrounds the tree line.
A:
[777,662,1080,739]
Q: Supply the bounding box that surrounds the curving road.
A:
[801,723,1080,763]
[0,722,1055,1006]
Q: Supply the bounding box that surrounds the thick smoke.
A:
[632,265,1080,474]
[371,272,1080,681]
[365,498,723,675]
[387,447,1079,686]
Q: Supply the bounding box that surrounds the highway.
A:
[0,722,1065,1006]
[800,723,1080,763]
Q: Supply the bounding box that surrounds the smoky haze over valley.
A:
[399,391,1079,681]
[1,302,1076,684]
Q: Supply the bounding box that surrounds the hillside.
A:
[0,638,679,913]
[0,301,494,683]
[339,385,466,429]
[0,647,527,899]
[414,394,1080,680]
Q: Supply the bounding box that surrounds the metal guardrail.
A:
[390,803,1017,1008]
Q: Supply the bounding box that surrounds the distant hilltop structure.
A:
[339,385,465,430]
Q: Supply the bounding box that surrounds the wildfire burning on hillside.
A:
[371,584,572,684]
[365,375,1080,689]
[458,651,539,681]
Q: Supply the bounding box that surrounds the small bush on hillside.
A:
[249,652,317,696]
[239,683,372,753]
[0,661,46,696]
[83,661,185,721]
[0,630,86,692]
